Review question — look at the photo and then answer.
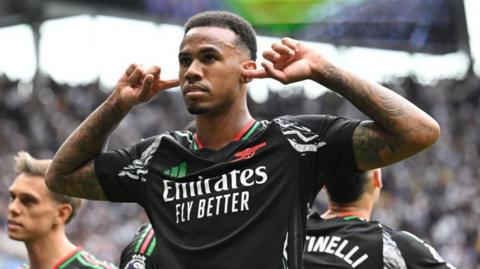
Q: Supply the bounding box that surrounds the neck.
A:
[195,98,253,150]
[322,200,373,221]
[25,229,78,269]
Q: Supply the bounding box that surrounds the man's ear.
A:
[372,169,383,189]
[56,203,73,225]
[240,60,257,83]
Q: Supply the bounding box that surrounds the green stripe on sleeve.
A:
[146,237,157,257]
[134,225,151,253]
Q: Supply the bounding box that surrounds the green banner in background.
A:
[225,0,354,35]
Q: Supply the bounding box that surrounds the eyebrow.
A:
[9,189,40,200]
[21,193,40,202]
[178,47,221,58]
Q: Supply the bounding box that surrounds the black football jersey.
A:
[120,223,159,269]
[304,213,456,269]
[95,115,360,269]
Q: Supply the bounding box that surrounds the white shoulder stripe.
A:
[117,135,163,182]
[283,130,319,142]
[382,229,407,269]
[274,117,327,153]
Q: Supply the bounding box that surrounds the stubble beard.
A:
[186,104,209,115]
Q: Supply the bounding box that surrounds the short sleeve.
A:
[274,115,361,204]
[94,136,160,204]
[393,231,456,269]
[287,114,361,177]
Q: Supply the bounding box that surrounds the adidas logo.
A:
[163,162,187,178]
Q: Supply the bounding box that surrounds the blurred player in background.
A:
[46,10,440,269]
[304,169,456,269]
[7,152,117,269]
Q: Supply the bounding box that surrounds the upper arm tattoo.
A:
[323,66,439,169]
[53,162,107,201]
[352,121,405,170]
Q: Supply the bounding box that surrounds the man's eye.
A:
[21,197,36,205]
[179,58,191,66]
[204,54,216,62]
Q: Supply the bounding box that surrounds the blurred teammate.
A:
[46,11,440,269]
[304,169,456,269]
[7,152,117,269]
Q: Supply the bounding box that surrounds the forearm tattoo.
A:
[49,99,127,199]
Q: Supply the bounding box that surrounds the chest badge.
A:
[232,142,267,162]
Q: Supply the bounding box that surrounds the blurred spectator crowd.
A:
[0,73,479,268]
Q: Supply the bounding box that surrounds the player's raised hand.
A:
[114,64,179,109]
[243,38,330,84]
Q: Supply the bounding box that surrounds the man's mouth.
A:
[183,84,209,96]
[7,219,23,229]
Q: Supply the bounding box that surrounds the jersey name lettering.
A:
[305,235,368,268]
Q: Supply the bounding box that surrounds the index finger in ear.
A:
[155,78,180,91]
[242,69,267,79]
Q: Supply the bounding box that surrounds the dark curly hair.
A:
[184,11,257,61]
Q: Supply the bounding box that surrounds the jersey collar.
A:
[337,212,367,222]
[193,119,259,150]
[53,246,82,269]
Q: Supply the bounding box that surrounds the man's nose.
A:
[184,60,202,82]
[8,199,20,216]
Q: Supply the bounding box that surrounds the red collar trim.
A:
[193,133,204,149]
[53,246,82,269]
[233,119,256,141]
[194,119,256,150]
[337,212,355,218]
